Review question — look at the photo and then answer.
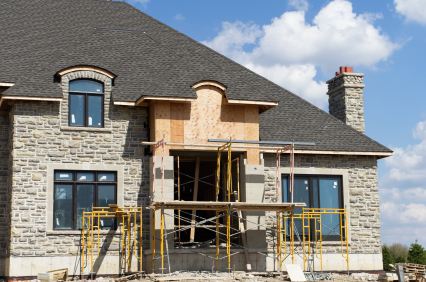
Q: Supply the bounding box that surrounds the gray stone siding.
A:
[0,113,10,275]
[8,99,149,258]
[263,153,381,255]
[327,74,365,133]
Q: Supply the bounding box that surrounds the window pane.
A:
[76,172,95,182]
[76,184,94,229]
[98,172,116,182]
[55,171,73,181]
[69,94,85,126]
[98,185,116,228]
[97,185,116,207]
[293,177,310,211]
[293,177,310,237]
[54,184,73,229]
[319,178,341,237]
[282,177,289,202]
[70,79,103,93]
[87,95,103,127]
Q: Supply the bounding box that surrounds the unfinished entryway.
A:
[171,151,243,248]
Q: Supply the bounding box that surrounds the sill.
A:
[46,229,120,236]
[61,126,112,133]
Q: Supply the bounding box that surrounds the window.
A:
[53,170,117,230]
[282,175,343,240]
[69,79,104,128]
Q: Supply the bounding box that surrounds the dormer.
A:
[148,80,278,164]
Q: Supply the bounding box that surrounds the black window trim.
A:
[53,170,117,230]
[281,174,344,241]
[68,79,105,128]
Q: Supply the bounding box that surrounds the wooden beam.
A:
[189,157,200,243]
[150,201,305,212]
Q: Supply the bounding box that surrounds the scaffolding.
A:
[144,139,350,274]
[80,205,143,275]
[150,201,305,273]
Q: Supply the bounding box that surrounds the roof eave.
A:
[262,149,393,158]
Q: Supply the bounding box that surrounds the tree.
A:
[389,243,408,263]
[407,241,426,265]
[383,245,395,271]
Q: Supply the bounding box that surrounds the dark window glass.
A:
[53,184,73,229]
[55,171,73,181]
[98,172,116,182]
[69,94,85,126]
[77,172,95,182]
[87,95,103,127]
[76,184,94,229]
[70,80,103,93]
[282,175,343,241]
[53,170,117,230]
[97,185,116,228]
[319,178,341,237]
[68,79,104,128]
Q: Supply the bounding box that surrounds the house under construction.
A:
[0,0,392,279]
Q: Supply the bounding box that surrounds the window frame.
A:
[68,79,105,128]
[282,174,344,241]
[53,170,117,230]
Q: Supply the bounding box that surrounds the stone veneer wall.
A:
[327,73,365,133]
[0,113,10,276]
[8,97,149,264]
[263,153,381,255]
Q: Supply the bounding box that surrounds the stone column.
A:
[149,155,174,273]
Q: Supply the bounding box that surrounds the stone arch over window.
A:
[57,66,114,130]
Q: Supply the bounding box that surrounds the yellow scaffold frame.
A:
[278,208,349,272]
[80,205,143,275]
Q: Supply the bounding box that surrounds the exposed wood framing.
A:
[150,201,305,211]
[149,86,262,164]
[189,157,200,243]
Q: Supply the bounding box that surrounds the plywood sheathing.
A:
[150,85,260,164]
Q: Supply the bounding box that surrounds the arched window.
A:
[69,79,104,127]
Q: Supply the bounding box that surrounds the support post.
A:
[189,157,200,243]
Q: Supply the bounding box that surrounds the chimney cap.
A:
[335,66,353,76]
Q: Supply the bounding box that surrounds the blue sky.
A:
[126,0,426,246]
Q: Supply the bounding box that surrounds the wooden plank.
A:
[170,103,186,143]
[189,157,200,242]
[150,201,305,211]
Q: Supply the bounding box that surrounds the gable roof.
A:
[0,0,391,154]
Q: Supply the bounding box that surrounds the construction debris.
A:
[37,268,68,282]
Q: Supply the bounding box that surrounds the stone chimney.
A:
[326,66,365,133]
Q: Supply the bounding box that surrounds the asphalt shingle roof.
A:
[0,0,391,154]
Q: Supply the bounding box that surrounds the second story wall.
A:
[150,84,260,164]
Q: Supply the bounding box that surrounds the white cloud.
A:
[380,119,426,245]
[414,120,426,139]
[395,0,426,25]
[174,14,185,21]
[205,22,262,61]
[245,63,327,107]
[289,0,309,12]
[203,0,397,108]
[385,120,426,181]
